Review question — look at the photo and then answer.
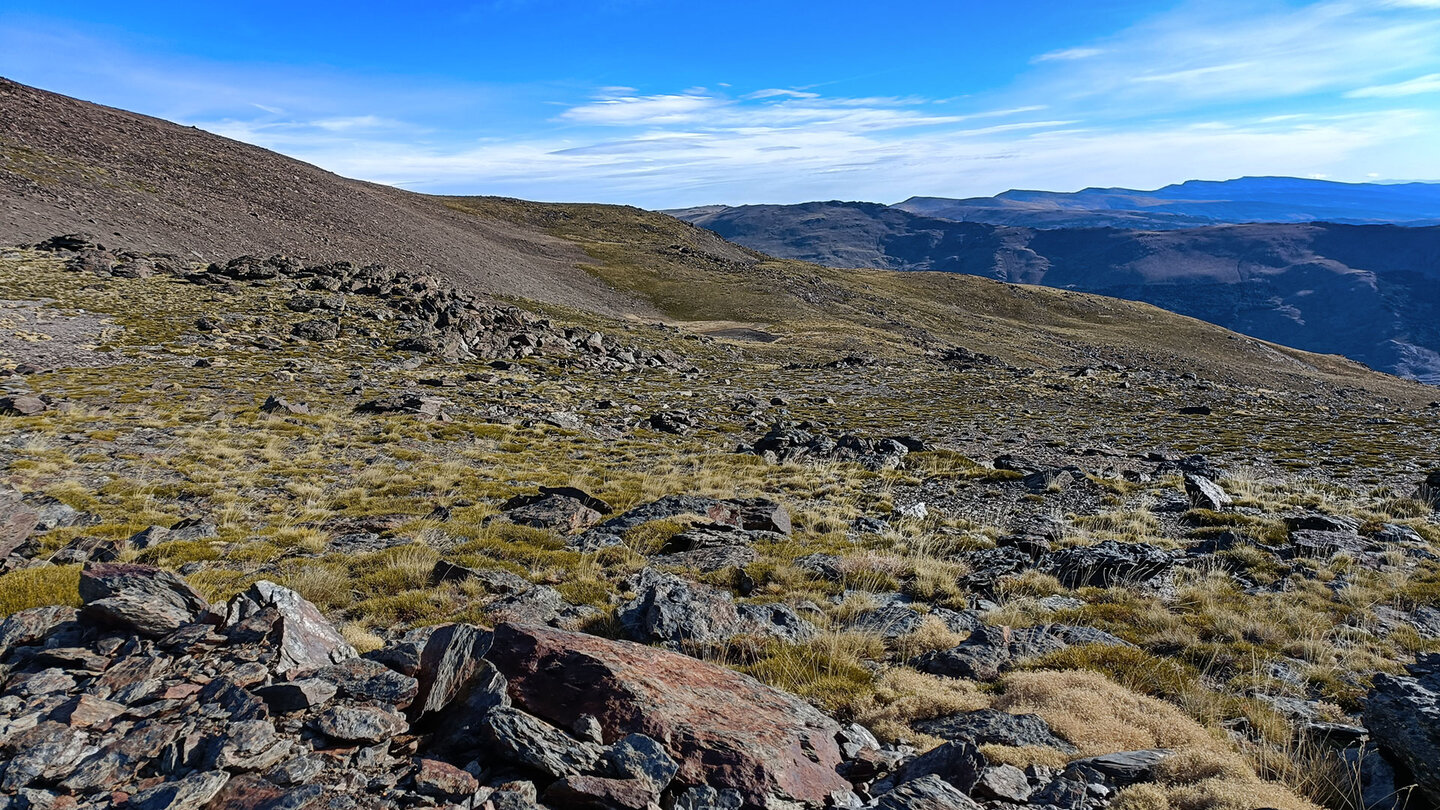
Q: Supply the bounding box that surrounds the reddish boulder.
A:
[486,623,849,807]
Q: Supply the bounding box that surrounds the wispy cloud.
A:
[1346,72,1440,97]
[1,1,1438,208]
[1033,47,1106,63]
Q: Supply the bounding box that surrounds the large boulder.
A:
[1041,541,1177,589]
[78,563,211,637]
[1365,652,1440,804]
[223,581,356,675]
[913,709,1077,754]
[485,623,850,808]
[616,569,815,647]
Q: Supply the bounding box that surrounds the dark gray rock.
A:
[78,563,210,638]
[253,679,337,715]
[1042,540,1177,588]
[913,709,1077,754]
[1365,652,1440,804]
[602,733,679,788]
[872,774,981,810]
[1063,749,1173,786]
[972,764,1032,802]
[223,581,356,675]
[315,657,418,708]
[1184,474,1231,510]
[484,707,604,778]
[910,624,1130,681]
[310,704,408,743]
[126,770,230,810]
[412,623,493,718]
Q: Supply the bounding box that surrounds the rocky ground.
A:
[3,237,1440,810]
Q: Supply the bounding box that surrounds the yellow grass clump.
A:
[995,669,1318,810]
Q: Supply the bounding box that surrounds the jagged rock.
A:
[126,525,171,550]
[126,770,230,810]
[602,733,679,787]
[0,721,91,790]
[310,704,408,743]
[572,494,791,552]
[673,786,745,810]
[0,395,47,416]
[78,563,210,638]
[412,758,479,802]
[1184,474,1231,510]
[973,764,1033,802]
[1063,749,1173,786]
[1365,652,1440,804]
[412,623,494,718]
[1285,529,1369,560]
[429,561,532,593]
[355,393,449,420]
[544,775,658,810]
[486,584,594,627]
[0,491,41,557]
[872,774,981,810]
[846,606,926,639]
[878,740,986,794]
[484,707,604,777]
[260,395,310,415]
[290,319,339,341]
[51,535,123,564]
[501,491,604,533]
[1042,540,1177,588]
[651,543,757,572]
[617,569,743,647]
[617,569,815,646]
[913,709,1077,754]
[485,623,851,807]
[315,657,418,708]
[911,625,1131,681]
[1287,513,1363,534]
[254,679,337,714]
[224,581,357,675]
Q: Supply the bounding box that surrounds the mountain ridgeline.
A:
[672,201,1440,383]
[894,177,1440,230]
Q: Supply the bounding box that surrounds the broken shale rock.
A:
[485,622,851,808]
[78,563,210,638]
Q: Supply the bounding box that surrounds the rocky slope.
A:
[672,201,1440,382]
[4,78,1440,810]
[2,235,1440,809]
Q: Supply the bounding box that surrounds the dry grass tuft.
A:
[0,564,83,615]
[995,669,1318,810]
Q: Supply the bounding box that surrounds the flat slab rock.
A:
[485,622,850,807]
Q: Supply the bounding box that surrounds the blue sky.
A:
[2,0,1438,207]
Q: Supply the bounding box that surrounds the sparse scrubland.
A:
[3,237,1439,810]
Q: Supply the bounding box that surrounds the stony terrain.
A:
[5,78,1440,810]
[2,234,1440,810]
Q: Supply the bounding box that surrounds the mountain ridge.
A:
[673,201,1440,383]
[890,176,1440,229]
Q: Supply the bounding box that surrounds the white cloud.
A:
[1018,1,1440,107]
[1346,72,1440,97]
[1033,47,1106,63]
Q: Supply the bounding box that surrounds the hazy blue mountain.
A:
[891,177,1440,230]
[671,200,1440,383]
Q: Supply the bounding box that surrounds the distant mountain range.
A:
[890,177,1440,230]
[671,198,1440,383]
